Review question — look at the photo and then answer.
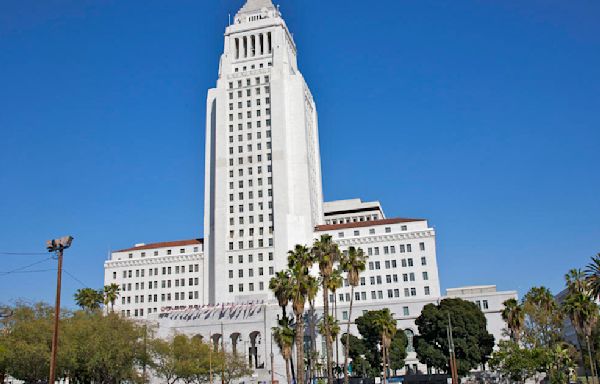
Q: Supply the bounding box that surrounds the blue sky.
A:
[0,0,598,308]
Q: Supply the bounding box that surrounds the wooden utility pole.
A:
[447,313,458,384]
[46,236,73,384]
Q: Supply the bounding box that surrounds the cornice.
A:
[334,230,435,247]
[104,253,204,269]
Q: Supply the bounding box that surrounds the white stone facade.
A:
[102,0,518,380]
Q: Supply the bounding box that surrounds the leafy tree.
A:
[343,310,407,379]
[60,311,146,383]
[220,352,253,384]
[340,246,367,384]
[414,298,494,376]
[501,298,524,343]
[150,337,181,384]
[74,287,104,311]
[327,268,344,371]
[489,340,547,383]
[312,234,341,384]
[389,331,408,372]
[521,286,563,349]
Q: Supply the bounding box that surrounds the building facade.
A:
[102,0,518,381]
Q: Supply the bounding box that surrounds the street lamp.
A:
[46,235,73,384]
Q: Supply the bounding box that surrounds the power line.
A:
[64,269,89,288]
[0,268,56,275]
[0,257,54,276]
[0,251,48,256]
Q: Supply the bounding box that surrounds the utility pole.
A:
[221,322,225,384]
[46,235,73,384]
[271,332,275,384]
[447,313,458,384]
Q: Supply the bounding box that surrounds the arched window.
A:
[404,329,415,353]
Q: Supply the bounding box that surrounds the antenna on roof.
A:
[228,13,231,26]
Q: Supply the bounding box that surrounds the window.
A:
[385,227,391,233]
[424,286,431,295]
[421,257,427,266]
[229,285,234,292]
[337,232,344,238]
[408,258,414,267]
[353,230,359,236]
[422,271,429,280]
[483,300,489,310]
[369,228,375,234]
[419,242,425,251]
[410,288,417,296]
[401,225,407,231]
[403,307,410,316]
[342,311,348,320]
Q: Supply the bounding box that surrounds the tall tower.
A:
[204,0,324,304]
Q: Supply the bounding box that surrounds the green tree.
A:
[414,298,494,376]
[103,283,121,313]
[340,246,367,384]
[273,324,295,384]
[521,286,563,349]
[312,234,341,384]
[287,244,314,384]
[221,350,254,384]
[501,298,524,343]
[372,309,397,384]
[489,340,546,383]
[149,337,181,384]
[561,269,598,381]
[585,253,600,300]
[74,287,104,311]
[327,268,344,372]
[269,270,292,320]
[389,331,408,373]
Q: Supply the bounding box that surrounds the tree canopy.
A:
[414,298,494,376]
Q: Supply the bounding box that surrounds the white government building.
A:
[103,0,517,380]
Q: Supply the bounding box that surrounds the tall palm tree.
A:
[306,274,320,383]
[501,298,524,343]
[273,324,295,384]
[373,309,397,384]
[312,234,341,384]
[270,270,292,320]
[288,244,314,384]
[562,270,599,382]
[340,246,367,384]
[585,254,600,300]
[103,283,120,313]
[327,268,343,375]
[74,288,103,311]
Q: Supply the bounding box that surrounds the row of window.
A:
[228,281,267,293]
[337,286,431,303]
[115,264,201,280]
[341,305,412,320]
[229,227,273,239]
[232,61,272,73]
[229,141,272,157]
[120,291,200,305]
[228,238,273,250]
[325,214,380,225]
[229,266,275,279]
[229,109,270,121]
[365,242,426,256]
[336,225,410,237]
[368,257,427,270]
[126,247,200,259]
[228,118,271,132]
[343,271,430,287]
[228,252,274,264]
[121,277,202,292]
[229,188,272,202]
[227,213,273,227]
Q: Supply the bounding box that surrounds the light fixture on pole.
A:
[46,235,73,384]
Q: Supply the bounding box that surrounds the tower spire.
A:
[238,0,275,14]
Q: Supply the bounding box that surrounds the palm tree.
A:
[340,246,367,384]
[270,270,292,320]
[103,283,120,313]
[373,309,397,384]
[306,273,320,383]
[74,288,103,311]
[312,234,341,384]
[501,298,524,343]
[327,268,343,374]
[585,254,600,299]
[273,324,295,384]
[288,244,314,384]
[562,270,599,382]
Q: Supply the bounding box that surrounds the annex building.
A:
[104,0,517,380]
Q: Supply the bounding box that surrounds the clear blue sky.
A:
[1,0,599,308]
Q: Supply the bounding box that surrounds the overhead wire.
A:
[0,257,54,276]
